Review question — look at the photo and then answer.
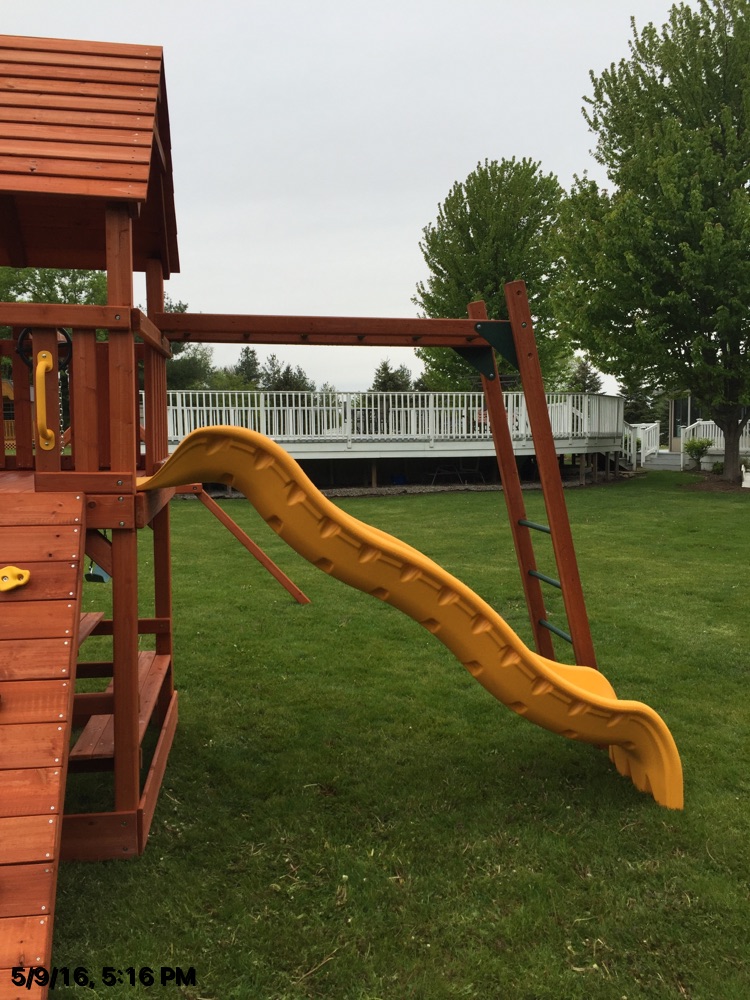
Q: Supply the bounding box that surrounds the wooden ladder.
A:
[0,492,85,1000]
[470,283,597,668]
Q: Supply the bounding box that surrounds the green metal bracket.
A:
[473,319,518,370]
[453,345,496,380]
[451,320,517,381]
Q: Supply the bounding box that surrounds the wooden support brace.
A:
[196,489,311,605]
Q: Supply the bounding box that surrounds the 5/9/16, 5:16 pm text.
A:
[11,966,197,990]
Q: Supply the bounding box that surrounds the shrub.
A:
[712,461,724,475]
[684,436,713,470]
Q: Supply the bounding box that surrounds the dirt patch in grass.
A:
[683,473,747,493]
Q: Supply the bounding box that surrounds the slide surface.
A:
[138,427,683,809]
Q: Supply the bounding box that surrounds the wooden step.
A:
[69,652,171,763]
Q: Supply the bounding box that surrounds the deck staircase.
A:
[0,493,85,1000]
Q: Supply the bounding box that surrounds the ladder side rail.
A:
[503,280,597,668]
[467,301,555,659]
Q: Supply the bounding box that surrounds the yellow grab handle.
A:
[35,350,56,451]
[0,566,31,592]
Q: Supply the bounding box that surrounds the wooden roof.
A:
[0,34,179,275]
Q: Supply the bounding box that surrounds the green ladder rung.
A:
[518,518,551,534]
[529,569,561,589]
[538,619,572,644]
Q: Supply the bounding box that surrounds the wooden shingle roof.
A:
[0,34,179,275]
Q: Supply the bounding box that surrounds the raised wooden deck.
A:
[0,493,85,999]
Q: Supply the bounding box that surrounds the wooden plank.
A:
[0,680,70,724]
[0,769,61,818]
[0,816,58,865]
[0,723,66,769]
[0,492,81,527]
[135,487,174,529]
[85,530,112,576]
[0,971,45,1000]
[138,654,170,731]
[0,304,131,330]
[0,154,146,181]
[0,914,51,969]
[0,173,145,201]
[0,601,78,641]
[0,639,73,681]
[0,75,159,102]
[0,863,54,919]
[0,491,83,525]
[0,35,163,60]
[0,525,82,562]
[60,809,138,861]
[70,651,161,762]
[132,308,171,358]
[0,103,153,128]
[10,344,32,469]
[78,612,105,646]
[35,472,134,493]
[0,91,155,115]
[72,690,114,727]
[69,326,100,472]
[138,690,178,851]
[0,60,160,87]
[84,493,135,529]
[0,122,153,148]
[0,561,78,602]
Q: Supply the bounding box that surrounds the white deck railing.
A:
[622,421,660,469]
[682,419,750,468]
[161,390,624,447]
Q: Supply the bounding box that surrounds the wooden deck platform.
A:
[0,493,85,998]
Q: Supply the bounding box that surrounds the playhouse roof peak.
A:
[0,33,179,276]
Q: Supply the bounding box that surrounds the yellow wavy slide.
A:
[138,427,683,810]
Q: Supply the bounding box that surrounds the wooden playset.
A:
[0,34,682,997]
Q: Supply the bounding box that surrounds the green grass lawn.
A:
[56,472,750,999]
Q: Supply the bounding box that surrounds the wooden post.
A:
[145,259,174,717]
[105,203,141,813]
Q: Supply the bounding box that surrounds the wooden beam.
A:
[156,312,509,348]
[131,308,171,357]
[0,303,131,329]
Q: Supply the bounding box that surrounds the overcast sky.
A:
[5,0,685,390]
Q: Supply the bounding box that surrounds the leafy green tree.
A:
[369,359,413,392]
[554,0,750,481]
[0,266,107,305]
[166,343,214,390]
[413,157,572,390]
[259,353,316,391]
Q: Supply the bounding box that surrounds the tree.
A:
[554,0,750,481]
[259,354,316,392]
[413,157,572,390]
[0,266,107,305]
[166,343,214,390]
[234,346,261,386]
[566,357,604,394]
[369,359,413,392]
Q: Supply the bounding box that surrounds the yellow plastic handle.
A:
[35,350,56,451]
[0,566,31,592]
